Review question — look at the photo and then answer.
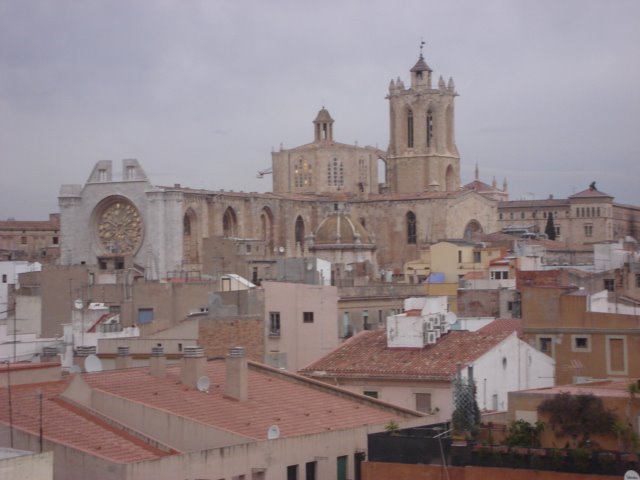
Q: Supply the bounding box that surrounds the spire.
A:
[503,178,508,192]
[438,75,445,90]
[492,176,497,189]
[474,163,479,181]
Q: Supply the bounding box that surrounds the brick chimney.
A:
[149,346,166,378]
[224,346,248,402]
[180,346,206,388]
[115,346,132,370]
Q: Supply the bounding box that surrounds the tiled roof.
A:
[477,318,522,336]
[463,180,494,192]
[1,361,416,464]
[569,187,613,199]
[300,329,513,381]
[84,362,408,441]
[0,379,169,464]
[498,199,569,208]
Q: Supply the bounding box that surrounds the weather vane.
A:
[420,38,425,56]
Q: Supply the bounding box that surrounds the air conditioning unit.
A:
[425,331,438,344]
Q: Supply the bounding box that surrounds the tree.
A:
[538,392,616,447]
[545,213,557,240]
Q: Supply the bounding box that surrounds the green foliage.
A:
[504,419,545,448]
[544,213,557,240]
[384,419,399,432]
[538,392,616,446]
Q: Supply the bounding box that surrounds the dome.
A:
[314,107,334,123]
[314,213,371,245]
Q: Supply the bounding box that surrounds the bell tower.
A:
[386,44,460,193]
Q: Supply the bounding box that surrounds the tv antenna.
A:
[84,354,103,373]
[196,375,210,393]
[267,424,280,440]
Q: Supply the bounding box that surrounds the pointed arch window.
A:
[426,110,434,148]
[223,207,237,238]
[407,109,414,148]
[295,216,305,249]
[327,157,344,187]
[406,211,417,244]
[294,158,313,188]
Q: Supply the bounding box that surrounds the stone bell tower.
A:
[386,45,460,194]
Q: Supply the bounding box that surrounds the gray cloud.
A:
[1,0,639,219]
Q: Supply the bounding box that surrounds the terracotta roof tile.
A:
[1,360,416,464]
[477,318,523,336]
[300,330,513,381]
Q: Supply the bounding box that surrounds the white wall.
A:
[0,261,41,320]
[465,333,555,412]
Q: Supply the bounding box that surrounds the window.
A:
[245,244,251,254]
[555,226,560,237]
[1,274,6,283]
[415,393,432,413]
[126,165,135,180]
[98,169,107,181]
[286,464,298,480]
[363,310,369,330]
[490,271,508,280]
[572,335,591,352]
[426,110,433,147]
[406,212,417,244]
[99,260,107,270]
[584,224,593,237]
[363,390,379,399]
[499,213,503,220]
[604,279,614,292]
[52,236,59,245]
[539,337,553,354]
[303,311,314,323]
[473,251,481,263]
[305,462,317,480]
[269,312,281,336]
[458,250,462,263]
[520,212,525,219]
[636,274,640,288]
[137,308,154,324]
[21,236,27,245]
[337,456,348,480]
[407,109,414,148]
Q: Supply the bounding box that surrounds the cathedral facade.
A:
[58,53,497,281]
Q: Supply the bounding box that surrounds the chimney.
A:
[224,346,248,402]
[149,346,166,378]
[115,346,132,370]
[74,345,96,371]
[180,346,206,388]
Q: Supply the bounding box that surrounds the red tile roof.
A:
[0,360,418,464]
[477,318,523,336]
[300,329,513,381]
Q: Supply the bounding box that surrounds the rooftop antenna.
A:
[196,375,210,393]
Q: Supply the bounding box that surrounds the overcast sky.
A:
[1,0,639,219]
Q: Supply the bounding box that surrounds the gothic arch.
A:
[406,107,414,148]
[182,208,199,263]
[406,211,417,244]
[294,215,305,250]
[260,206,274,253]
[445,164,456,192]
[222,207,238,238]
[463,219,483,240]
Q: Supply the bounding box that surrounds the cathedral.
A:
[58,51,499,282]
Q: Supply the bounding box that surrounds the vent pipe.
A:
[181,346,206,388]
[224,346,248,402]
[149,346,166,378]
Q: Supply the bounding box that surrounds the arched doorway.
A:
[463,220,483,240]
[295,216,305,250]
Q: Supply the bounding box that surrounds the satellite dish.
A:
[624,471,640,480]
[278,246,285,254]
[345,264,353,272]
[73,299,83,310]
[196,375,210,392]
[445,312,457,325]
[70,365,82,374]
[84,354,103,373]
[267,424,280,440]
